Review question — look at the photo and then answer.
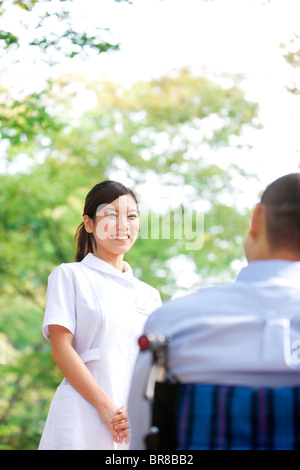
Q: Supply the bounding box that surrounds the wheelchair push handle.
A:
[138,333,172,400]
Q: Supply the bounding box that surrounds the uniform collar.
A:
[236,259,300,286]
[81,253,134,280]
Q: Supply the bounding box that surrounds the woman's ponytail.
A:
[74,222,96,262]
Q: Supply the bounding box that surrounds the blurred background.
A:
[0,0,299,449]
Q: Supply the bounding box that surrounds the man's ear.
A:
[248,203,264,238]
[83,215,94,234]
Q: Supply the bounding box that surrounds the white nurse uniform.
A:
[38,253,162,450]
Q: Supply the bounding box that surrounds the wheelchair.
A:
[139,333,300,450]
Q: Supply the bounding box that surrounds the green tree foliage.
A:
[0,0,131,62]
[281,34,300,95]
[0,86,63,146]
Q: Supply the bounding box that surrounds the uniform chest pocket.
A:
[137,301,151,317]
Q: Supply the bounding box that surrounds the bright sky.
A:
[68,0,300,285]
[64,0,300,204]
[2,0,300,203]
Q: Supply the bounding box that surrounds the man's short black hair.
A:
[261,173,300,252]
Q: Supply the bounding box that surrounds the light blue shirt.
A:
[128,260,300,449]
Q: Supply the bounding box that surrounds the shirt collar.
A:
[236,259,300,286]
[81,253,134,280]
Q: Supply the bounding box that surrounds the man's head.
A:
[244,173,300,262]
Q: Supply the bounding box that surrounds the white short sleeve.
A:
[42,264,76,342]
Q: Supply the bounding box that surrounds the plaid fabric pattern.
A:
[176,384,300,450]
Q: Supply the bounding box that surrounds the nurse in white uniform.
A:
[38,181,162,450]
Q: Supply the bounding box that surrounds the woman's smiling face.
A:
[84,194,139,258]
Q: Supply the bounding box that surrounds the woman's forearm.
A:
[51,338,113,412]
[49,325,127,443]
